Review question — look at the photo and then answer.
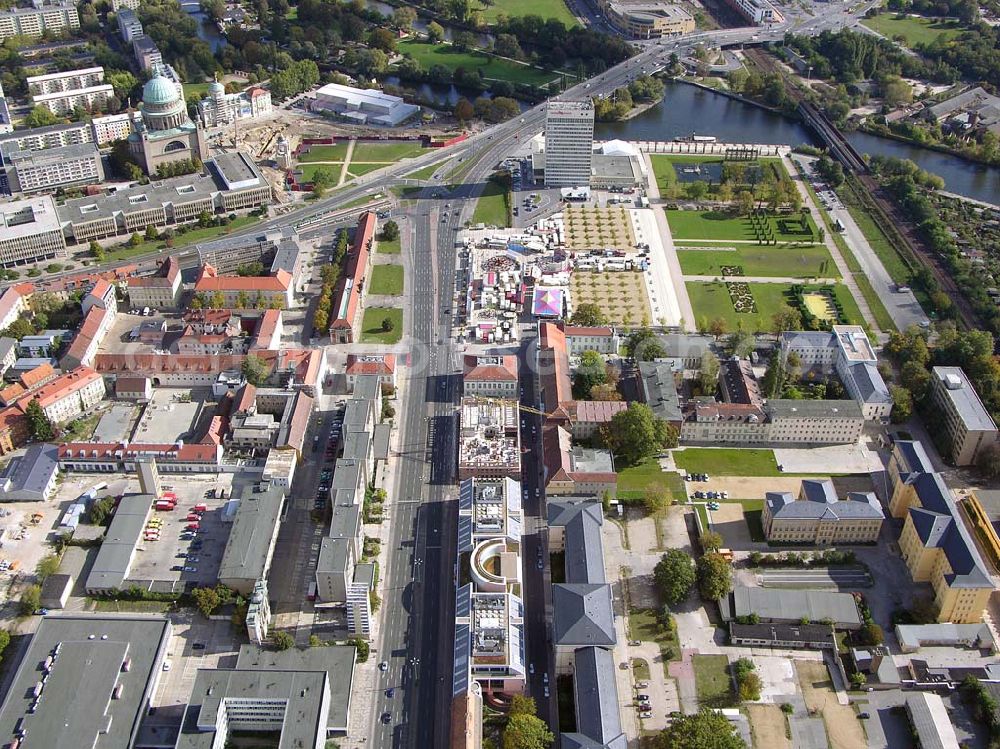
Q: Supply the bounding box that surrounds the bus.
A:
[833,217,846,233]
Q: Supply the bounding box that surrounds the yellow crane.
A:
[463,394,556,420]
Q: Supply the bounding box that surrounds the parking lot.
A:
[127,474,240,590]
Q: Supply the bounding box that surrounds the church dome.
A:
[143,75,180,106]
[208,80,225,97]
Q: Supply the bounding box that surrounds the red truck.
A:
[154,501,175,511]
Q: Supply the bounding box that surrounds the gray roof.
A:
[845,360,891,404]
[316,537,351,575]
[0,442,58,500]
[658,333,713,360]
[638,361,682,422]
[908,472,992,588]
[373,422,390,460]
[0,614,171,749]
[905,692,961,749]
[269,235,301,277]
[781,330,838,350]
[730,622,837,647]
[329,498,362,542]
[767,481,883,521]
[85,494,153,591]
[218,485,284,585]
[5,140,99,165]
[895,623,995,652]
[333,458,364,493]
[354,561,375,587]
[720,586,862,628]
[341,429,371,463]
[342,398,372,433]
[176,669,328,749]
[933,367,998,432]
[765,398,864,419]
[570,646,626,749]
[0,336,17,362]
[235,644,355,731]
[894,440,934,477]
[550,500,606,585]
[353,373,381,401]
[552,584,616,647]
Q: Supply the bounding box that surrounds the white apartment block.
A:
[245,579,270,645]
[543,99,594,187]
[110,0,141,10]
[91,112,141,145]
[0,121,92,152]
[0,2,79,41]
[33,368,107,424]
[116,8,142,42]
[27,67,105,97]
[0,196,66,266]
[725,0,782,24]
[6,142,104,194]
[31,84,114,116]
[931,367,1000,466]
[563,325,620,355]
[132,36,163,73]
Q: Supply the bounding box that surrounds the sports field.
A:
[298,143,349,162]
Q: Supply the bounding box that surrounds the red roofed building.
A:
[559,322,621,355]
[127,256,182,310]
[345,353,396,391]
[249,309,283,351]
[184,309,240,336]
[462,355,518,398]
[18,362,56,391]
[58,440,224,472]
[194,264,293,309]
[60,306,110,370]
[0,383,25,407]
[17,366,105,425]
[541,424,617,496]
[93,349,325,394]
[537,322,572,414]
[115,376,152,401]
[330,212,377,344]
[0,406,28,455]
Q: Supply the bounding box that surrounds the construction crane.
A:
[464,394,556,420]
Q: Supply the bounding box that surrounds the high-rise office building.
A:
[543,99,594,186]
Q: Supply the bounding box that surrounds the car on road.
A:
[636,681,649,689]
[543,686,550,698]
[193,643,206,650]
[171,565,184,572]
[381,713,392,725]
[386,688,395,698]
[628,640,641,646]
[857,713,869,720]
[536,559,543,570]
[379,661,389,671]
[162,661,172,671]
[637,694,650,702]
[543,673,548,684]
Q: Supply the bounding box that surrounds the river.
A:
[179,1,228,53]
[596,81,1000,204]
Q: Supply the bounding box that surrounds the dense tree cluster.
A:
[269,58,319,100]
[139,0,218,81]
[155,158,202,180]
[593,76,664,121]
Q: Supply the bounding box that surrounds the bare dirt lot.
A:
[689,475,875,500]
[747,704,792,749]
[795,659,866,749]
[707,502,753,549]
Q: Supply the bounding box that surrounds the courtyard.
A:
[570,271,651,326]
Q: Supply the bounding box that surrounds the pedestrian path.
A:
[684,274,841,283]
[338,140,356,186]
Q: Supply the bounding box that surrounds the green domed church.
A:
[129,73,207,176]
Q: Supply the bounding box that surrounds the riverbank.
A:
[677,77,785,115]
[857,122,1000,170]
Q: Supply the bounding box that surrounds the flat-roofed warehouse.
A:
[218,484,285,595]
[719,586,863,630]
[85,494,153,594]
[0,614,171,749]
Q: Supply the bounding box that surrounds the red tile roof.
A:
[0,383,25,406]
[17,366,102,411]
[281,391,313,452]
[18,363,55,390]
[463,355,518,382]
[345,353,396,376]
[0,288,24,322]
[561,324,615,337]
[252,309,281,347]
[115,376,149,395]
[62,306,107,365]
[195,264,291,293]
[233,383,257,414]
[184,309,234,327]
[58,441,222,463]
[567,400,627,424]
[93,349,322,388]
[88,278,113,302]
[330,212,376,332]
[129,256,180,288]
[537,322,572,408]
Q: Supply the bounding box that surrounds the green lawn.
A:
[347,162,392,177]
[687,281,864,332]
[298,163,342,184]
[105,214,261,263]
[861,13,963,47]
[667,209,819,243]
[369,264,404,296]
[377,237,401,254]
[675,448,780,477]
[352,141,430,162]
[397,40,560,86]
[617,459,685,501]
[184,81,212,98]
[692,654,733,708]
[298,143,350,162]
[628,609,679,673]
[854,273,896,332]
[650,156,790,192]
[475,0,578,25]
[360,307,403,343]
[632,658,651,682]
[471,179,510,227]
[677,245,837,279]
